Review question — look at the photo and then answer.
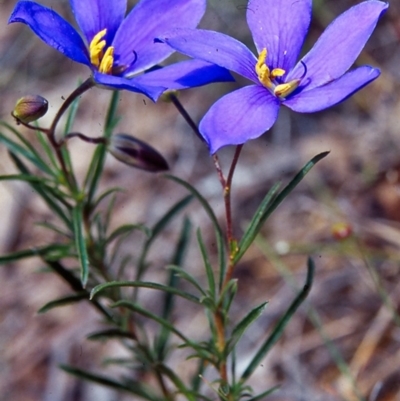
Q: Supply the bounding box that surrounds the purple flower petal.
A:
[113,0,206,75]
[284,66,380,113]
[94,72,166,102]
[287,0,388,89]
[247,0,311,73]
[8,1,89,66]
[199,85,280,153]
[134,60,234,90]
[70,0,126,45]
[157,29,258,83]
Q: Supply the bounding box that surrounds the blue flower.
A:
[9,0,233,101]
[157,0,388,153]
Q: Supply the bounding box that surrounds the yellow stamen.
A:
[255,48,273,89]
[255,47,301,99]
[274,80,301,98]
[99,47,114,74]
[90,29,107,67]
[270,68,285,79]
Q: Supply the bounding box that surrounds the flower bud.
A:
[108,133,169,172]
[13,95,48,123]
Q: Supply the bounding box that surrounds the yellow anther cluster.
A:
[89,29,114,74]
[255,48,274,89]
[99,47,114,74]
[255,48,301,99]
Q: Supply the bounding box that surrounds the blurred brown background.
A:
[1,0,400,400]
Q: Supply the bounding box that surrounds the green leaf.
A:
[35,130,58,169]
[164,174,226,290]
[36,222,71,238]
[0,121,56,175]
[60,90,80,191]
[106,224,150,244]
[90,281,200,304]
[44,260,114,321]
[0,173,73,207]
[87,329,136,341]
[0,132,54,175]
[8,152,72,229]
[197,229,216,300]
[0,244,71,265]
[111,300,195,346]
[234,152,329,264]
[60,365,161,400]
[191,359,206,393]
[85,90,120,206]
[155,217,192,359]
[72,205,89,287]
[245,385,280,401]
[167,265,206,296]
[236,183,280,263]
[156,363,213,401]
[227,302,268,354]
[135,194,193,284]
[38,292,87,313]
[240,258,315,382]
[92,187,124,211]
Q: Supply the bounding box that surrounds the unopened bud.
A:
[13,95,48,123]
[108,133,169,172]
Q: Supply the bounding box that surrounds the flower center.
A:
[89,29,115,74]
[256,48,301,99]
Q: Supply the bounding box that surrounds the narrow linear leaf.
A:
[0,172,74,209]
[234,152,329,264]
[90,281,200,304]
[9,152,72,228]
[164,174,226,289]
[38,292,87,313]
[36,222,71,238]
[151,195,193,241]
[87,329,136,341]
[135,195,193,283]
[191,359,206,394]
[236,183,280,263]
[36,130,58,169]
[0,132,54,175]
[0,123,56,175]
[157,363,213,401]
[155,218,192,358]
[240,258,315,382]
[58,86,82,191]
[106,224,150,245]
[227,302,268,353]
[60,365,161,400]
[246,385,280,401]
[167,265,206,296]
[85,90,120,205]
[72,205,89,287]
[0,244,71,264]
[112,300,193,345]
[45,260,114,321]
[92,187,124,211]
[197,229,216,300]
[1,121,43,158]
